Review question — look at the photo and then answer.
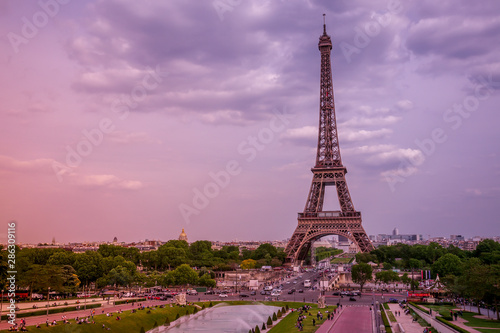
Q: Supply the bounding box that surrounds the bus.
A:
[303,280,311,288]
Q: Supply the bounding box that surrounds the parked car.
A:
[288,290,295,294]
[205,290,215,295]
[219,293,228,298]
[260,290,267,295]
[250,291,256,296]
[349,297,356,301]
[188,290,198,295]
[332,291,340,296]
[298,289,304,293]
[239,293,250,298]
[389,298,398,303]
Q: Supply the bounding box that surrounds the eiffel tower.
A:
[285,17,374,264]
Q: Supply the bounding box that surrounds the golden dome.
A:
[178,228,188,241]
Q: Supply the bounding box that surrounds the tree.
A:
[431,253,463,278]
[73,251,104,285]
[158,246,189,270]
[351,263,373,292]
[375,270,400,286]
[198,273,216,288]
[106,266,133,287]
[240,259,257,270]
[462,258,490,314]
[172,264,198,286]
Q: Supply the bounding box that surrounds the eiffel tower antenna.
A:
[285,18,374,265]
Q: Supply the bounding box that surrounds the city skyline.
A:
[1,1,500,244]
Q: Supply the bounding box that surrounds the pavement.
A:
[316,306,371,333]
[388,303,429,333]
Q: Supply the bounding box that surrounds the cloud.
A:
[71,174,144,190]
[0,155,56,173]
[108,131,161,144]
[342,115,402,127]
[281,126,317,145]
[340,128,392,142]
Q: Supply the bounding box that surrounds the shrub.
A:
[165,317,170,326]
[267,316,273,326]
[436,317,470,333]
[209,301,213,307]
[277,309,282,318]
[185,309,190,316]
[194,307,198,314]
[285,304,289,311]
[255,325,260,333]
[153,321,158,327]
[202,304,206,309]
[262,323,266,330]
[272,312,277,321]
[175,313,180,320]
[140,327,145,333]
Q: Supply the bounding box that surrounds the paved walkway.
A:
[388,303,431,333]
[408,304,460,333]
[417,304,484,333]
[317,306,371,333]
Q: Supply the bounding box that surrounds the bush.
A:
[255,325,260,333]
[262,323,266,330]
[436,317,470,333]
[175,313,180,320]
[202,304,206,309]
[267,316,273,326]
[380,304,393,333]
[1,303,101,320]
[277,309,282,318]
[140,327,145,333]
[185,309,190,316]
[209,301,213,307]
[273,312,277,321]
[165,317,170,326]
[285,304,289,311]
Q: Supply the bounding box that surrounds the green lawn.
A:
[330,257,352,264]
[0,303,207,333]
[424,304,500,330]
[0,301,337,333]
[268,303,337,333]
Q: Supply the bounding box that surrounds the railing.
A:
[298,211,361,218]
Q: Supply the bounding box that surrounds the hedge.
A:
[436,316,470,333]
[383,303,390,310]
[409,302,430,314]
[380,304,393,333]
[115,298,146,305]
[1,303,101,320]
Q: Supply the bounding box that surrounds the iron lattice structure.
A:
[285,21,374,264]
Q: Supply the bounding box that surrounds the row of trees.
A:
[0,241,284,296]
[352,240,500,317]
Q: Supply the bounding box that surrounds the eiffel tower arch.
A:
[285,16,374,264]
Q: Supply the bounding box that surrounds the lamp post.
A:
[46,287,50,317]
[1,289,4,323]
[84,285,87,311]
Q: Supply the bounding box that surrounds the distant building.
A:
[113,237,118,243]
[179,228,188,242]
[393,228,399,236]
[450,235,464,241]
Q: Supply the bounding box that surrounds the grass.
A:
[267,302,337,333]
[1,301,336,333]
[0,302,208,333]
[423,304,500,331]
[330,257,352,264]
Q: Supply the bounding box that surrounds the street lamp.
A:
[1,289,4,323]
[46,287,50,317]
[84,285,87,311]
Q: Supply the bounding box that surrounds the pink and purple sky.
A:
[1,0,499,244]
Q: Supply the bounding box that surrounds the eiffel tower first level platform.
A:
[285,16,374,264]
